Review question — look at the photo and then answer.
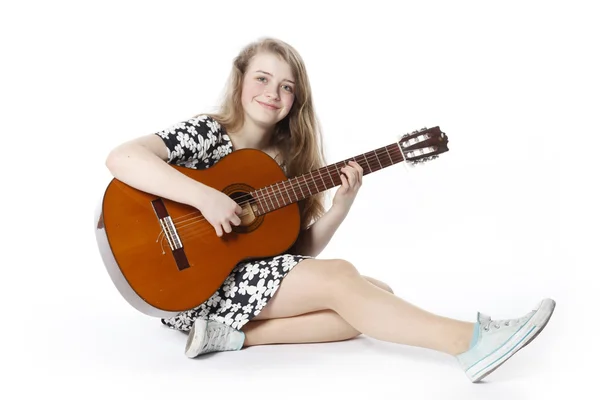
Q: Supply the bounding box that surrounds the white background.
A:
[2,0,598,398]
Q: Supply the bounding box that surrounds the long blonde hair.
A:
[201,37,327,229]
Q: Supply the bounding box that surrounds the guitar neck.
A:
[252,142,404,215]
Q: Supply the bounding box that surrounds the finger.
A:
[232,214,242,226]
[348,162,359,174]
[235,204,243,214]
[350,160,363,174]
[222,221,232,234]
[350,162,363,184]
[345,167,356,188]
[347,161,360,173]
[341,166,351,184]
[214,224,223,237]
[340,173,348,189]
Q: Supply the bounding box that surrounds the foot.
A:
[456,298,556,383]
[185,318,246,359]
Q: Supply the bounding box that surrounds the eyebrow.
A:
[255,70,295,85]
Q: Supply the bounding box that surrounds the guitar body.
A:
[95,149,301,318]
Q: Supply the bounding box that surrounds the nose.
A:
[263,86,280,100]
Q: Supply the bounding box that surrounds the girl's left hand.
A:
[332,161,363,213]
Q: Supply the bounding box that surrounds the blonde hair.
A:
[201,37,327,229]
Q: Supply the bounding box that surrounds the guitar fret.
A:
[264,188,272,212]
[257,188,266,212]
[325,165,335,186]
[373,151,383,170]
[352,156,362,174]
[391,147,401,164]
[309,171,319,193]
[383,147,394,166]
[302,175,313,195]
[274,182,281,205]
[272,184,281,208]
[288,179,299,201]
[266,187,275,211]
[280,181,293,204]
[296,177,305,198]
[362,153,372,173]
[318,168,327,191]
[267,186,277,211]
[258,188,265,212]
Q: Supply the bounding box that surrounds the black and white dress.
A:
[155,115,313,332]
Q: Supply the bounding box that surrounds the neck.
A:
[252,142,406,216]
[229,116,275,151]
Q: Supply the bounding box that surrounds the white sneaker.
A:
[185,318,245,359]
[456,298,556,382]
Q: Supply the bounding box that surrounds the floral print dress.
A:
[154,114,312,331]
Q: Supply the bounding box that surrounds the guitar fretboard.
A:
[251,143,405,215]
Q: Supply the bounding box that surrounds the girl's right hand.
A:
[196,186,243,237]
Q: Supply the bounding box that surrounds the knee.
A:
[363,276,394,294]
[377,279,394,294]
[380,282,394,294]
[324,259,361,280]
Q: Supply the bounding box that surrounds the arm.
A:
[291,205,348,257]
[105,134,211,209]
[291,160,364,257]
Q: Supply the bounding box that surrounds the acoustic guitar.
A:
[95,127,449,317]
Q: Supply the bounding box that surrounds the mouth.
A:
[256,100,280,111]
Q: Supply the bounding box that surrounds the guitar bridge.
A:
[151,199,190,271]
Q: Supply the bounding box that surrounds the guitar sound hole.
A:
[227,188,262,233]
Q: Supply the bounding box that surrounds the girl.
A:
[105,37,556,383]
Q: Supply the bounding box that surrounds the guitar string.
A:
[158,143,442,248]
[168,144,405,222]
[156,145,434,247]
[180,144,411,225]
[154,147,408,248]
[156,145,435,247]
[168,137,431,226]
[166,146,406,230]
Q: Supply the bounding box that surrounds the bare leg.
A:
[254,259,474,356]
[242,276,392,346]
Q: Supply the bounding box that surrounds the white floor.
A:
[7,254,588,400]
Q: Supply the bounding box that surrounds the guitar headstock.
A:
[398,126,449,165]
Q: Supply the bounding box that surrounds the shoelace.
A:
[202,324,232,352]
[483,310,536,331]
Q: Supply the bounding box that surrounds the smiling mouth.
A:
[257,101,279,110]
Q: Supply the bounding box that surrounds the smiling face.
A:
[240,52,296,129]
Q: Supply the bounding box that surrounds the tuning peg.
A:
[411,155,432,164]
